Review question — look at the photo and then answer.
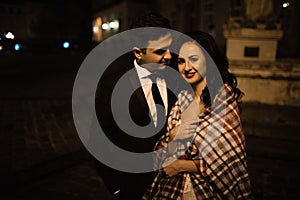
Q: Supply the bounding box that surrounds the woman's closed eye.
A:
[178,58,185,65]
[189,55,199,63]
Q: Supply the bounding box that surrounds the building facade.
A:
[92,0,299,58]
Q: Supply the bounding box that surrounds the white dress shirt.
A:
[134,60,168,126]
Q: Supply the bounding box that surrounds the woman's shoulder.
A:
[214,83,235,100]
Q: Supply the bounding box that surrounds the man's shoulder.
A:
[102,52,135,76]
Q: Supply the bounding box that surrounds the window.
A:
[244,47,259,57]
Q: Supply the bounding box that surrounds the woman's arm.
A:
[163,159,199,177]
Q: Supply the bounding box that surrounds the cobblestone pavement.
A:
[1,100,299,200]
[241,103,300,200]
[1,52,299,199]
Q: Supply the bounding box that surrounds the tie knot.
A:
[148,73,161,83]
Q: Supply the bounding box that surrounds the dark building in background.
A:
[0,0,92,51]
[92,0,299,58]
[0,0,299,57]
[158,0,299,58]
[91,0,153,42]
[0,1,39,40]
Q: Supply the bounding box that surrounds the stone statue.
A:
[245,0,274,22]
[224,0,279,29]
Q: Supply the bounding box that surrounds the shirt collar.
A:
[134,59,152,79]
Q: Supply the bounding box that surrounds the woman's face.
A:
[178,41,206,85]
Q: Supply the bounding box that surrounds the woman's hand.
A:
[169,125,180,141]
[169,120,198,142]
[162,158,200,177]
[162,159,183,177]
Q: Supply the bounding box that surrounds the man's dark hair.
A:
[130,11,171,29]
[129,11,172,48]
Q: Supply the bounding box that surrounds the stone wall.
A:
[230,60,300,106]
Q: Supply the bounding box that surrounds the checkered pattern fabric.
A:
[142,84,252,199]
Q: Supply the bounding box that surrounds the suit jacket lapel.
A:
[128,71,147,105]
[126,64,177,128]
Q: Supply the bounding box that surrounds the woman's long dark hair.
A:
[174,31,243,108]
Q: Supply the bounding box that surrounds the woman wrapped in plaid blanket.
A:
[142,31,252,199]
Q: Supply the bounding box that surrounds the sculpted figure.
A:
[245,0,274,22]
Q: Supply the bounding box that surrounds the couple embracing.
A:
[94,12,252,200]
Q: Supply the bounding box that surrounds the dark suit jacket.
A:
[94,52,177,200]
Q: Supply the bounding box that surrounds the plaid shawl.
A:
[142,84,252,200]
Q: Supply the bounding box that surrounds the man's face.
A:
[134,33,172,72]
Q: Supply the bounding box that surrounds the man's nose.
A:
[163,49,171,60]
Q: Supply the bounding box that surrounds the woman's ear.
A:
[133,47,142,60]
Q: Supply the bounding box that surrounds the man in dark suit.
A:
[94,12,177,200]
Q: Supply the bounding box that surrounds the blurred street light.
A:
[93,26,99,33]
[102,20,119,30]
[4,32,15,39]
[62,41,70,48]
[283,1,290,8]
[109,20,119,29]
[102,23,109,30]
[14,43,22,51]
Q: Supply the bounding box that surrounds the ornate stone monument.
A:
[223,0,283,61]
[223,1,299,107]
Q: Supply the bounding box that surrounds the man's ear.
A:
[133,47,142,60]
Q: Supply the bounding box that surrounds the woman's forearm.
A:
[176,159,199,173]
[164,159,199,177]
